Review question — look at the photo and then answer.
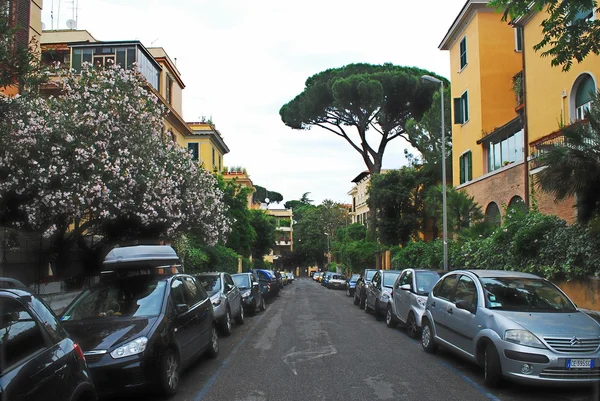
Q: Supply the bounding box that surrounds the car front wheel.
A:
[386,305,396,328]
[259,296,266,311]
[220,308,232,336]
[421,320,438,353]
[235,304,245,325]
[406,312,418,338]
[205,325,219,358]
[483,344,502,388]
[158,348,179,396]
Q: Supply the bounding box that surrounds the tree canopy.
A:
[489,0,600,71]
[252,185,283,206]
[279,63,447,174]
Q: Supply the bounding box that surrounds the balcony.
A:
[276,239,292,246]
[529,120,592,171]
[276,226,291,232]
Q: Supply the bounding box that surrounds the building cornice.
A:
[439,0,494,50]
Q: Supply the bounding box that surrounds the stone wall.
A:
[555,276,600,311]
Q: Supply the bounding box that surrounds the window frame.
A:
[459,36,467,70]
[433,274,458,301]
[187,142,199,161]
[454,275,479,308]
[459,150,472,184]
[453,91,469,125]
[514,27,523,52]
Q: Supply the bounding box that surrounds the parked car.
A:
[309,271,316,279]
[345,274,360,297]
[60,245,219,397]
[353,269,378,308]
[321,271,334,287]
[196,272,244,336]
[232,272,265,313]
[386,269,443,338]
[314,272,324,282]
[0,282,97,401]
[269,270,284,289]
[364,270,402,316]
[421,270,600,388]
[252,269,280,299]
[327,274,347,290]
[286,272,295,282]
[280,272,289,285]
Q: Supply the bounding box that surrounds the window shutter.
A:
[454,98,462,124]
[460,155,465,184]
[463,92,469,122]
[516,27,523,51]
[576,76,596,108]
[467,151,473,181]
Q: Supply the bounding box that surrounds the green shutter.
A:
[516,27,523,51]
[576,76,596,107]
[460,155,465,184]
[467,151,473,181]
[460,38,467,69]
[463,92,469,122]
[454,98,462,124]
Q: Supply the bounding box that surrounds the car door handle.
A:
[431,301,436,307]
[447,308,453,314]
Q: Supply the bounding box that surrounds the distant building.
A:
[348,171,370,227]
[1,0,43,96]
[263,208,293,271]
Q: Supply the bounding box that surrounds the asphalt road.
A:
[123,278,598,401]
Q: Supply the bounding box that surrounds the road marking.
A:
[282,344,338,375]
[438,361,501,401]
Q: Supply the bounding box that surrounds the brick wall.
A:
[531,180,577,224]
[458,162,526,223]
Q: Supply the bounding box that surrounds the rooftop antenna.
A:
[50,0,54,30]
[150,38,159,46]
[57,0,61,31]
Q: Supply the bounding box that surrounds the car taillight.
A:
[74,343,85,361]
[267,283,271,290]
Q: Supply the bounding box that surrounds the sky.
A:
[41,0,466,206]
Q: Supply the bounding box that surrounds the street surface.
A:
[120,279,598,401]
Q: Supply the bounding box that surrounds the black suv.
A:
[60,245,219,397]
[0,281,96,401]
[353,269,377,308]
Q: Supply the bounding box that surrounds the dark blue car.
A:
[251,269,279,299]
[346,273,361,297]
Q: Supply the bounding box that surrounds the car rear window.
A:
[365,270,376,281]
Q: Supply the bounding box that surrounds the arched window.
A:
[572,74,597,121]
[485,202,501,226]
[508,195,526,213]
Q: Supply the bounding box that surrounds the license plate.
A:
[566,359,594,369]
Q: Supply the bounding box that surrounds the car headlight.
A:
[241,290,251,298]
[504,330,546,349]
[110,337,148,359]
[416,297,427,307]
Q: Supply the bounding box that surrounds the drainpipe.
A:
[520,26,530,209]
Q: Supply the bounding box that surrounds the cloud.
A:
[42,0,466,204]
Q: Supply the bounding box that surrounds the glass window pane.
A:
[501,138,509,166]
[494,142,501,170]
[71,49,82,72]
[82,49,93,64]
[116,48,126,68]
[126,48,136,69]
[514,129,524,162]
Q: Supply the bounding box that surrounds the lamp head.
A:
[421,75,443,85]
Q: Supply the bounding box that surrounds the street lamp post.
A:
[421,74,448,272]
[324,233,330,265]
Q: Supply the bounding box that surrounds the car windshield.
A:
[332,274,346,280]
[383,272,400,288]
[415,271,441,295]
[198,275,221,296]
[365,270,376,281]
[233,275,250,289]
[62,279,166,320]
[480,277,576,312]
[350,274,360,282]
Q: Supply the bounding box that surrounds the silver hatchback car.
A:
[421,270,600,387]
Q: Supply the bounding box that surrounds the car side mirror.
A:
[175,304,189,314]
[252,282,260,290]
[400,284,411,291]
[455,300,476,314]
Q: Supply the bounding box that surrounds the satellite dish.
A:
[66,19,77,30]
[42,22,46,30]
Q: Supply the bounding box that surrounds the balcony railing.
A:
[529,120,594,170]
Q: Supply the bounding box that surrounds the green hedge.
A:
[392,211,600,280]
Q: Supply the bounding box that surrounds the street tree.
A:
[368,168,434,246]
[279,63,446,174]
[536,94,600,222]
[424,185,484,237]
[0,64,228,272]
[249,210,276,264]
[253,185,284,206]
[217,176,256,257]
[405,86,452,180]
[489,0,599,71]
[332,224,378,273]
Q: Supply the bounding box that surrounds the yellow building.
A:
[263,208,294,271]
[440,0,598,224]
[185,122,230,173]
[1,0,43,96]
[222,169,256,209]
[348,171,371,227]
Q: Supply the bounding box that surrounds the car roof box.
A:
[103,245,181,266]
